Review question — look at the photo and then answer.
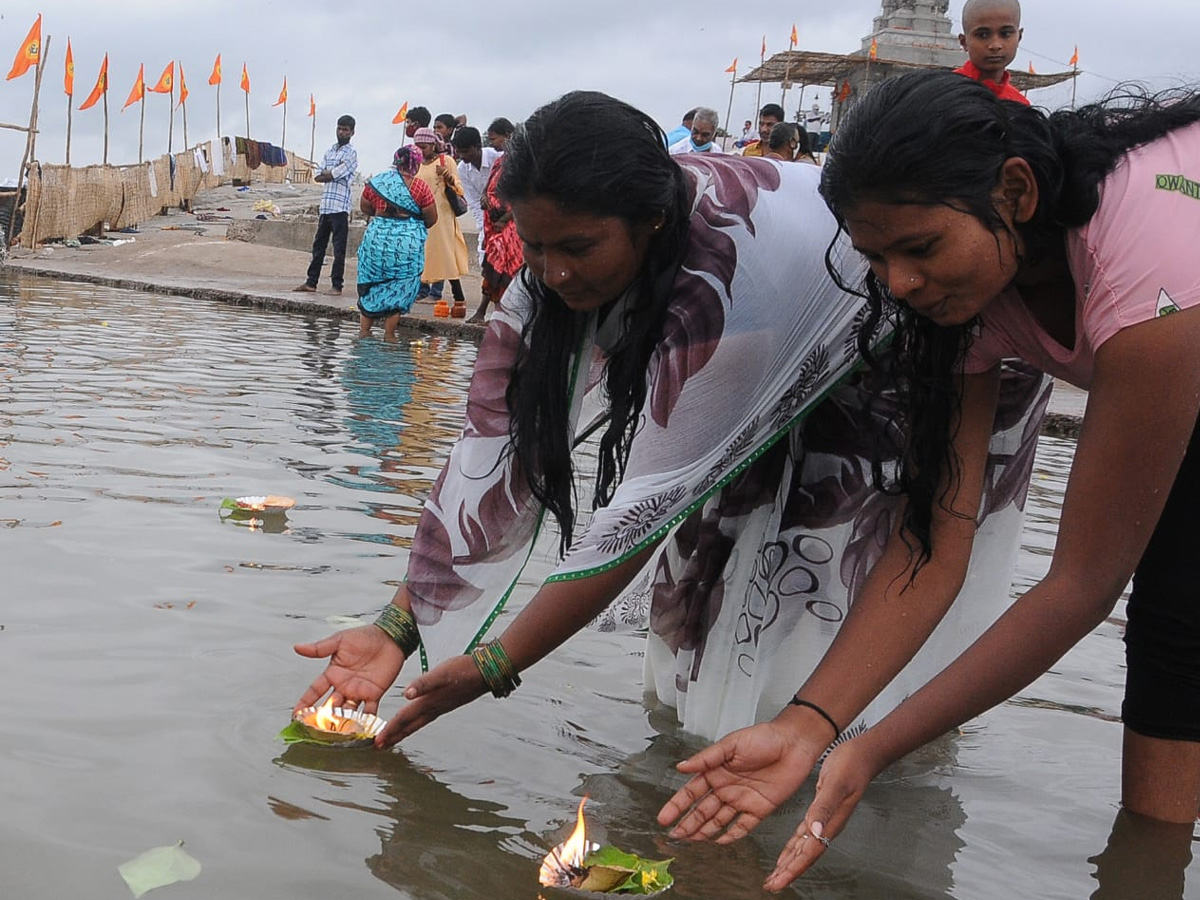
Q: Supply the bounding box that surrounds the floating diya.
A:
[222,495,296,513]
[219,495,296,532]
[539,797,674,896]
[286,697,386,748]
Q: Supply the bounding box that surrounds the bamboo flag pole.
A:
[781,24,797,110]
[309,96,316,164]
[241,64,251,139]
[103,77,109,165]
[64,38,74,165]
[721,58,737,152]
[210,55,222,140]
[1069,45,1079,108]
[167,79,175,155]
[123,63,147,162]
[139,89,145,164]
[11,33,50,247]
[180,62,189,150]
[274,78,287,150]
[754,35,765,123]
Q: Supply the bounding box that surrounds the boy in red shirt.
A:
[954,0,1029,105]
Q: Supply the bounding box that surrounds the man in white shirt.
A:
[451,126,503,264]
[805,103,826,152]
[452,126,503,317]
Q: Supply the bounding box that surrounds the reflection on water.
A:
[1,275,1197,899]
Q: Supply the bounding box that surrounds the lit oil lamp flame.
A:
[312,697,354,733]
[539,796,599,887]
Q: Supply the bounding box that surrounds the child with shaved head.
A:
[954,0,1029,105]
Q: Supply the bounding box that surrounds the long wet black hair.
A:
[820,71,1200,565]
[497,91,692,555]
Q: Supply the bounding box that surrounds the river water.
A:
[1,275,1195,899]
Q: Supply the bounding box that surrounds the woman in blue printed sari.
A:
[357,146,438,340]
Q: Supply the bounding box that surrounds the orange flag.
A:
[1028,62,1036,74]
[308,94,315,117]
[760,35,766,58]
[177,62,188,106]
[1069,45,1079,67]
[240,63,250,94]
[79,53,108,110]
[391,101,409,125]
[273,77,287,107]
[790,24,798,48]
[869,38,878,61]
[725,57,737,74]
[208,53,221,86]
[149,61,174,94]
[838,80,852,102]
[6,13,42,80]
[64,38,75,96]
[122,63,145,111]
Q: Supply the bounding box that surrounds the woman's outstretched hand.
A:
[656,718,826,845]
[375,654,488,747]
[763,736,881,892]
[293,624,405,717]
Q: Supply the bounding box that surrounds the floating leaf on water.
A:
[117,840,201,898]
[580,846,674,895]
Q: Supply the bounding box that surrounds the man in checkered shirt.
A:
[295,115,358,296]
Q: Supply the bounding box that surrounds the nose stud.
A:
[560,271,568,278]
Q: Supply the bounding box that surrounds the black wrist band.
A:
[788,697,842,741]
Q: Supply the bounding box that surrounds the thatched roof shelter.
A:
[742,49,1076,93]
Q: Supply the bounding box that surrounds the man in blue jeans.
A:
[295,115,358,296]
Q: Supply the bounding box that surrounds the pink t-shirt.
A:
[965,120,1200,388]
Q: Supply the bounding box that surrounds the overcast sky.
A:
[0,0,1197,178]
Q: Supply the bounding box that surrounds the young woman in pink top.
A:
[659,72,1200,889]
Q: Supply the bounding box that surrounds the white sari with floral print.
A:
[405,156,1050,740]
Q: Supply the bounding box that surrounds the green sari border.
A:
[543,349,877,585]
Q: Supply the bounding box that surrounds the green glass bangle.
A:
[471,640,522,698]
[373,604,421,656]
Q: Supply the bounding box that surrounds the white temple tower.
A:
[861,0,965,68]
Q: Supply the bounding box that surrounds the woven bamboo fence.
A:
[20,139,313,247]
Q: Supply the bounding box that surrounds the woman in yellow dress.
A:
[413,127,471,316]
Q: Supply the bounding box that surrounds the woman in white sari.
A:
[293,91,1047,795]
